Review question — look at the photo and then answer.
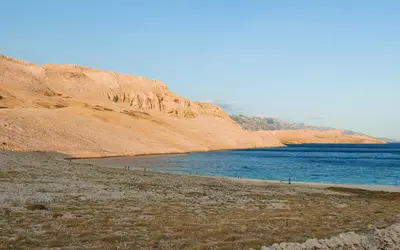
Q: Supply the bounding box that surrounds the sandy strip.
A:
[225,177,400,192]
[72,158,400,193]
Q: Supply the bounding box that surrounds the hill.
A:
[230,115,386,144]
[0,55,383,157]
[230,115,334,131]
[377,138,399,143]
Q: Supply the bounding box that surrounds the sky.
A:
[1,0,399,139]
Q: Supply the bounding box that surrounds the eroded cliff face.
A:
[103,91,226,118]
[0,58,228,119]
[0,55,225,118]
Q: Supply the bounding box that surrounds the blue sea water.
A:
[81,143,400,186]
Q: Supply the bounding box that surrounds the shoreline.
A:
[74,161,400,192]
[152,173,400,193]
[65,141,391,160]
[226,176,400,192]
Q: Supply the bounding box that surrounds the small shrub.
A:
[25,204,48,211]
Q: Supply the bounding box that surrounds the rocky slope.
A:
[231,115,385,144]
[377,138,400,143]
[0,55,227,119]
[0,54,383,157]
[258,223,400,250]
[0,54,283,157]
[231,115,334,131]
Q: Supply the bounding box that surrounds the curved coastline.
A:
[72,156,400,192]
[65,141,390,160]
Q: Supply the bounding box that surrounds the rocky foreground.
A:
[258,224,400,250]
[0,54,383,158]
[1,150,399,249]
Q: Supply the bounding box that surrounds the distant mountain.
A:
[376,138,399,143]
[230,114,380,138]
[231,114,335,131]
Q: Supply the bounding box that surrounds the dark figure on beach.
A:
[288,178,291,184]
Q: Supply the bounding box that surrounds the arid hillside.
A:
[231,115,386,144]
[268,130,385,145]
[0,55,383,157]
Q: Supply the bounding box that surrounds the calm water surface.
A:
[78,143,400,186]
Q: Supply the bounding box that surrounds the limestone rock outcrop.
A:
[258,223,400,250]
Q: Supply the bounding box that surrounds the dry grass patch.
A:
[36,101,68,109]
[122,109,170,126]
[121,110,151,117]
[24,204,48,211]
[0,170,19,179]
[92,105,114,112]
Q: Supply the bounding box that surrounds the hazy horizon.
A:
[2,0,399,139]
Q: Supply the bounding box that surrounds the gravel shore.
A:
[1,150,399,249]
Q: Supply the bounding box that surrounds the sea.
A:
[77,143,400,186]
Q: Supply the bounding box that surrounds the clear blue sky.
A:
[2,0,399,139]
